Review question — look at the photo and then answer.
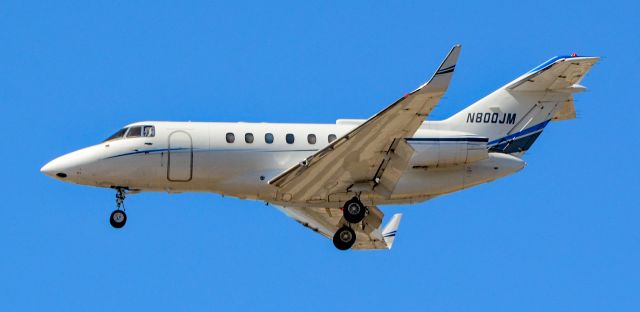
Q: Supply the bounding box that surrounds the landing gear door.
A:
[167,131,193,182]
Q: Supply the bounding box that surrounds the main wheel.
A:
[343,197,366,223]
[110,210,127,229]
[332,226,356,250]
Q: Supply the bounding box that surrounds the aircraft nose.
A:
[41,145,103,180]
[40,157,71,179]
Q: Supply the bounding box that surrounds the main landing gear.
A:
[333,226,356,250]
[332,196,368,250]
[343,197,366,223]
[110,187,127,229]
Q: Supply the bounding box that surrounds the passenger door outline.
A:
[167,131,193,182]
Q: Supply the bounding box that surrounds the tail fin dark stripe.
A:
[490,132,543,153]
[488,120,550,146]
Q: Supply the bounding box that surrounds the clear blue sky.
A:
[2,1,638,311]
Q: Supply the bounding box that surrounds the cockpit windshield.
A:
[103,125,155,142]
[126,126,142,138]
[103,128,127,142]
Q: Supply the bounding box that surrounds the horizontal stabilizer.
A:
[508,55,599,92]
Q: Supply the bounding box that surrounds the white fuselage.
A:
[41,120,525,208]
[37,50,598,250]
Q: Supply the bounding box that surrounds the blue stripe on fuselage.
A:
[104,147,320,160]
[105,147,190,159]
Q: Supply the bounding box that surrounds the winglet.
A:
[382,213,403,249]
[414,44,461,93]
[436,44,462,76]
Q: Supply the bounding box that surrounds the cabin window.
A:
[265,133,274,144]
[307,134,316,144]
[226,132,235,143]
[245,133,254,143]
[103,128,127,142]
[328,134,337,143]
[142,126,155,137]
[286,133,295,144]
[126,126,142,138]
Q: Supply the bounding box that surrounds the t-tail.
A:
[441,54,599,155]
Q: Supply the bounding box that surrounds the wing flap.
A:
[371,139,415,198]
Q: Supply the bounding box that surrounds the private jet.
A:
[41,45,599,250]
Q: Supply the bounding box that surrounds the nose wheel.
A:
[110,209,127,228]
[110,187,128,229]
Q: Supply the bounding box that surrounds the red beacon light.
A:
[571,53,578,57]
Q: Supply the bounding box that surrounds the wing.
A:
[275,204,403,250]
[269,45,461,203]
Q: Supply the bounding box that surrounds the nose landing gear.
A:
[110,187,127,229]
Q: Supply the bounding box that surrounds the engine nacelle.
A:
[407,136,488,168]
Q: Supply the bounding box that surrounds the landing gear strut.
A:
[332,197,368,250]
[110,187,127,229]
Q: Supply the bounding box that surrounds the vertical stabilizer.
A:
[440,55,599,155]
